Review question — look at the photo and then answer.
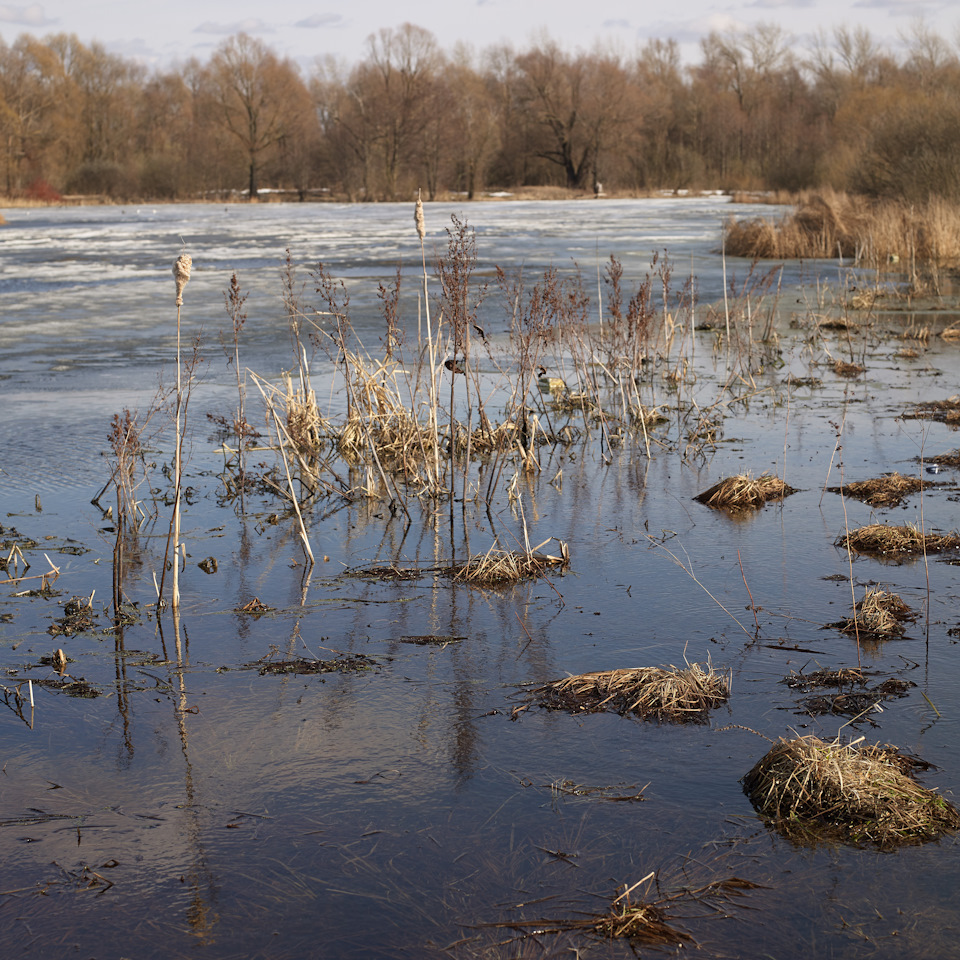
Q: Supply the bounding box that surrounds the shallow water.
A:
[1,199,959,959]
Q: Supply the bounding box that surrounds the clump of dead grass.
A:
[837,523,960,557]
[836,588,915,637]
[828,472,926,508]
[832,359,866,377]
[695,473,796,512]
[742,735,959,846]
[519,662,729,723]
[453,539,568,586]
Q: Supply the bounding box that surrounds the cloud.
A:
[294,13,345,29]
[852,0,935,10]
[602,18,632,29]
[0,3,52,26]
[748,0,813,7]
[638,13,747,45]
[194,18,275,36]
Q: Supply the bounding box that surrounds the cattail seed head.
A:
[414,191,425,242]
[173,253,192,305]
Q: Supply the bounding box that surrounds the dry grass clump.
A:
[523,663,729,723]
[829,472,925,507]
[695,473,796,511]
[837,588,915,637]
[453,540,569,586]
[837,523,960,557]
[832,359,866,377]
[742,735,959,846]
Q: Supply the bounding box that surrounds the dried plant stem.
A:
[273,414,315,567]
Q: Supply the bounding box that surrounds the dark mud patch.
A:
[247,653,379,676]
[397,635,466,646]
[344,565,432,582]
[783,668,915,719]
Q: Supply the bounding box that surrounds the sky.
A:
[0,0,956,71]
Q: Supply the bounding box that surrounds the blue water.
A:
[0,198,957,959]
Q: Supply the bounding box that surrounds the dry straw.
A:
[837,588,915,637]
[523,662,729,723]
[695,473,796,511]
[829,472,925,508]
[837,523,960,557]
[743,735,960,846]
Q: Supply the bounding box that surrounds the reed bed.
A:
[724,190,960,271]
[836,523,960,557]
[695,473,796,511]
[836,589,915,637]
[829,472,926,507]
[522,663,729,723]
[742,735,959,846]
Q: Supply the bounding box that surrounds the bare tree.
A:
[208,33,312,199]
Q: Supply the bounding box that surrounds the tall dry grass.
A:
[725,189,960,278]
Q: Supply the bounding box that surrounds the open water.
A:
[0,197,958,959]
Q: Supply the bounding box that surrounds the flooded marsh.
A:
[2,198,960,958]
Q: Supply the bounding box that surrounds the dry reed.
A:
[743,735,959,846]
[724,190,960,271]
[453,540,568,586]
[837,523,960,557]
[524,663,729,723]
[695,473,796,511]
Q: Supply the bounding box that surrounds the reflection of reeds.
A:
[743,735,960,846]
[695,473,796,511]
[837,523,960,557]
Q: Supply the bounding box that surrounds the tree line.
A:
[1,20,958,203]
